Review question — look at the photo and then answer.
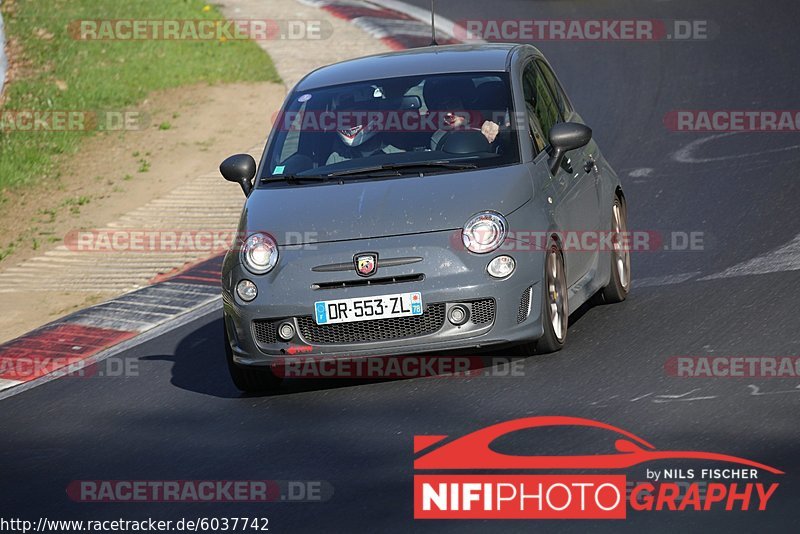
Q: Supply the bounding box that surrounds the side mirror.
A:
[547,122,592,175]
[220,154,257,196]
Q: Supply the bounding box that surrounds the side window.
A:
[533,67,561,139]
[522,63,547,154]
[536,59,572,117]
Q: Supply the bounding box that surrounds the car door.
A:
[523,60,600,286]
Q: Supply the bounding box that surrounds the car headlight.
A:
[236,279,258,301]
[241,233,279,274]
[462,211,508,254]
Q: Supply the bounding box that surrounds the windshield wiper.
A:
[263,174,330,184]
[328,161,478,177]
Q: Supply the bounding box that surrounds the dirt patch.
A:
[0,81,285,343]
[0,81,284,265]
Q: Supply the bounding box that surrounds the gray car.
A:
[219,44,630,392]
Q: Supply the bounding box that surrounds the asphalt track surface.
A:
[2,1,800,531]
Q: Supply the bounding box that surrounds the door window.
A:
[522,61,562,154]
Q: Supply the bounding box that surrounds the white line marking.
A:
[747,384,800,396]
[654,388,703,399]
[353,17,431,39]
[631,271,700,288]
[672,132,800,164]
[652,395,719,403]
[701,233,800,280]
[362,0,483,42]
[0,379,23,392]
[627,167,654,178]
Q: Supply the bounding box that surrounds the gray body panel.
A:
[243,166,532,245]
[223,44,623,364]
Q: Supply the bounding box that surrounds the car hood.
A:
[242,166,532,245]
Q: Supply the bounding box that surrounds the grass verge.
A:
[0,0,279,192]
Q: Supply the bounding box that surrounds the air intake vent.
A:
[517,286,533,323]
[470,299,496,324]
[253,319,277,344]
[296,303,446,345]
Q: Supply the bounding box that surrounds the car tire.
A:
[225,327,282,393]
[599,195,631,303]
[519,241,568,356]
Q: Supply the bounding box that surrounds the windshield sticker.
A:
[298,94,312,103]
[274,165,286,175]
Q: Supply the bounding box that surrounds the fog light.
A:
[487,255,516,279]
[278,321,296,341]
[236,279,258,301]
[448,304,470,326]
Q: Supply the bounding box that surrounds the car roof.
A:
[295,44,522,91]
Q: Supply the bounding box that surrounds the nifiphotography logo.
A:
[413,417,782,519]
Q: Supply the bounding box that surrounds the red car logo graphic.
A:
[414,416,783,474]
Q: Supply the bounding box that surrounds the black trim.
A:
[312,274,425,290]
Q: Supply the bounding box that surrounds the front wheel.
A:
[225,327,282,393]
[599,196,631,303]
[519,242,568,356]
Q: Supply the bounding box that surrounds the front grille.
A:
[470,299,495,325]
[296,303,446,345]
[517,286,533,323]
[312,274,424,290]
[253,320,277,344]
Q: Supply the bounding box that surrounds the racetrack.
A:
[1,0,799,531]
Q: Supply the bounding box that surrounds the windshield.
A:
[259,72,520,186]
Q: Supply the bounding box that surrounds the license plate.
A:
[314,292,423,325]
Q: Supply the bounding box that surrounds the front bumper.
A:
[223,230,545,366]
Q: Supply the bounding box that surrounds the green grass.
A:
[0,0,279,192]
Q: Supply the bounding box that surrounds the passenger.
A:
[326,91,405,164]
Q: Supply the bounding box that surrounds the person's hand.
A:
[481,120,500,143]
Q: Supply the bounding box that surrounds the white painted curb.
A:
[367,0,484,43]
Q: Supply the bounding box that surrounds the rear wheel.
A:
[600,195,631,303]
[519,241,568,356]
[225,327,282,393]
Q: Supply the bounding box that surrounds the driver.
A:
[423,78,501,149]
